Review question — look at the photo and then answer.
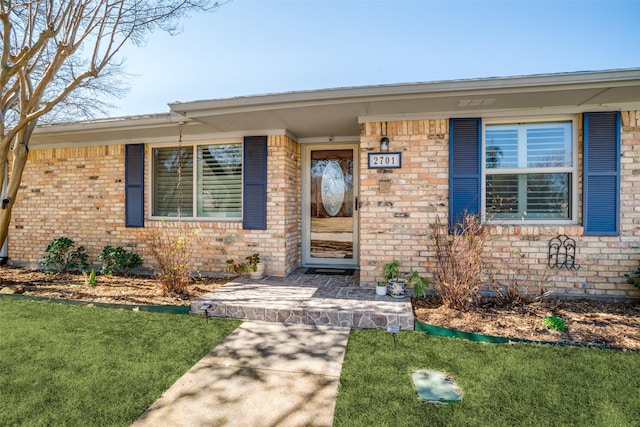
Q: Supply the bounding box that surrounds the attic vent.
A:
[456,98,495,107]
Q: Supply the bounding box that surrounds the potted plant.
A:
[226,259,247,275]
[407,270,429,297]
[246,253,266,279]
[383,259,407,298]
[376,281,387,296]
[383,260,429,298]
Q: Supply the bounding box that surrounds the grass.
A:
[3,299,639,426]
[335,329,640,427]
[0,299,241,426]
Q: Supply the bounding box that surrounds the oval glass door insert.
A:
[321,161,345,217]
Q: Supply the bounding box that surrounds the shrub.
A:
[147,224,199,296]
[543,314,567,332]
[83,268,97,287]
[432,214,488,311]
[226,259,247,275]
[407,271,429,298]
[624,267,640,288]
[226,253,265,275]
[41,237,88,272]
[488,249,551,306]
[98,246,143,276]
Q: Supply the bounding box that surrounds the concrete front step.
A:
[190,274,415,330]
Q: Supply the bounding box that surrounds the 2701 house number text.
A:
[368,152,402,169]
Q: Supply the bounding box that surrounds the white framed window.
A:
[482,118,578,223]
[152,142,243,219]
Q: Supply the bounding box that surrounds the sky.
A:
[108,0,640,118]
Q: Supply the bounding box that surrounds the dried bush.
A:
[432,214,488,311]
[147,224,199,296]
[488,249,550,306]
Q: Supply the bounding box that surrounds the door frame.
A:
[301,143,360,268]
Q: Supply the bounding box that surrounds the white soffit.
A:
[170,69,640,138]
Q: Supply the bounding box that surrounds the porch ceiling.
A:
[31,68,640,147]
[169,68,640,139]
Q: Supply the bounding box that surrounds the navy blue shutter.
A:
[125,144,145,227]
[449,118,481,229]
[243,136,268,230]
[583,112,620,236]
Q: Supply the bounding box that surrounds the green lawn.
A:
[335,329,640,427]
[0,298,240,426]
[3,299,639,427]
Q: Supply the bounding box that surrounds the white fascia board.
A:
[30,127,296,150]
[33,113,183,135]
[30,138,142,150]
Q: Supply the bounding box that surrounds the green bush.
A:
[543,314,567,332]
[82,268,97,287]
[226,259,247,275]
[624,267,640,288]
[40,237,88,272]
[98,246,142,276]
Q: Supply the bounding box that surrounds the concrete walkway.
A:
[132,321,350,427]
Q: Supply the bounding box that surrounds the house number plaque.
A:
[368,152,402,169]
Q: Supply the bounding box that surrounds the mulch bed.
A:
[0,266,229,306]
[413,295,640,350]
[2,266,639,350]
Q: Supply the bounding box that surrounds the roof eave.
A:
[32,112,182,135]
[169,68,640,116]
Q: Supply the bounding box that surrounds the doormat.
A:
[305,268,355,276]
[412,370,462,404]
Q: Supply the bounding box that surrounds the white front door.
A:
[302,144,359,267]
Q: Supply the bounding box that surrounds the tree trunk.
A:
[0,137,30,250]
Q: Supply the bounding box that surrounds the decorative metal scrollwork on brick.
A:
[548,235,580,270]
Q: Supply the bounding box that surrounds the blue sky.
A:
[110,0,640,117]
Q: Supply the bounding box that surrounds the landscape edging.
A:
[415,319,640,351]
[0,293,190,314]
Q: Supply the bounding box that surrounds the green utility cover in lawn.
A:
[412,370,462,403]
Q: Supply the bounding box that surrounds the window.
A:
[152,143,242,219]
[484,121,576,221]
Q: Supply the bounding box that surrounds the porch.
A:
[191,269,415,330]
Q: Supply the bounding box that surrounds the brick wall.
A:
[11,145,128,264]
[9,134,302,276]
[265,134,302,274]
[9,113,640,299]
[360,114,640,299]
[359,120,449,287]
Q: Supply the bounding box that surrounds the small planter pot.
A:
[388,279,408,298]
[249,262,266,279]
[376,285,387,296]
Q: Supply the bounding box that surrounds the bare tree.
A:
[0,0,228,248]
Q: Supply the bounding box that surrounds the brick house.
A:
[8,68,640,299]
